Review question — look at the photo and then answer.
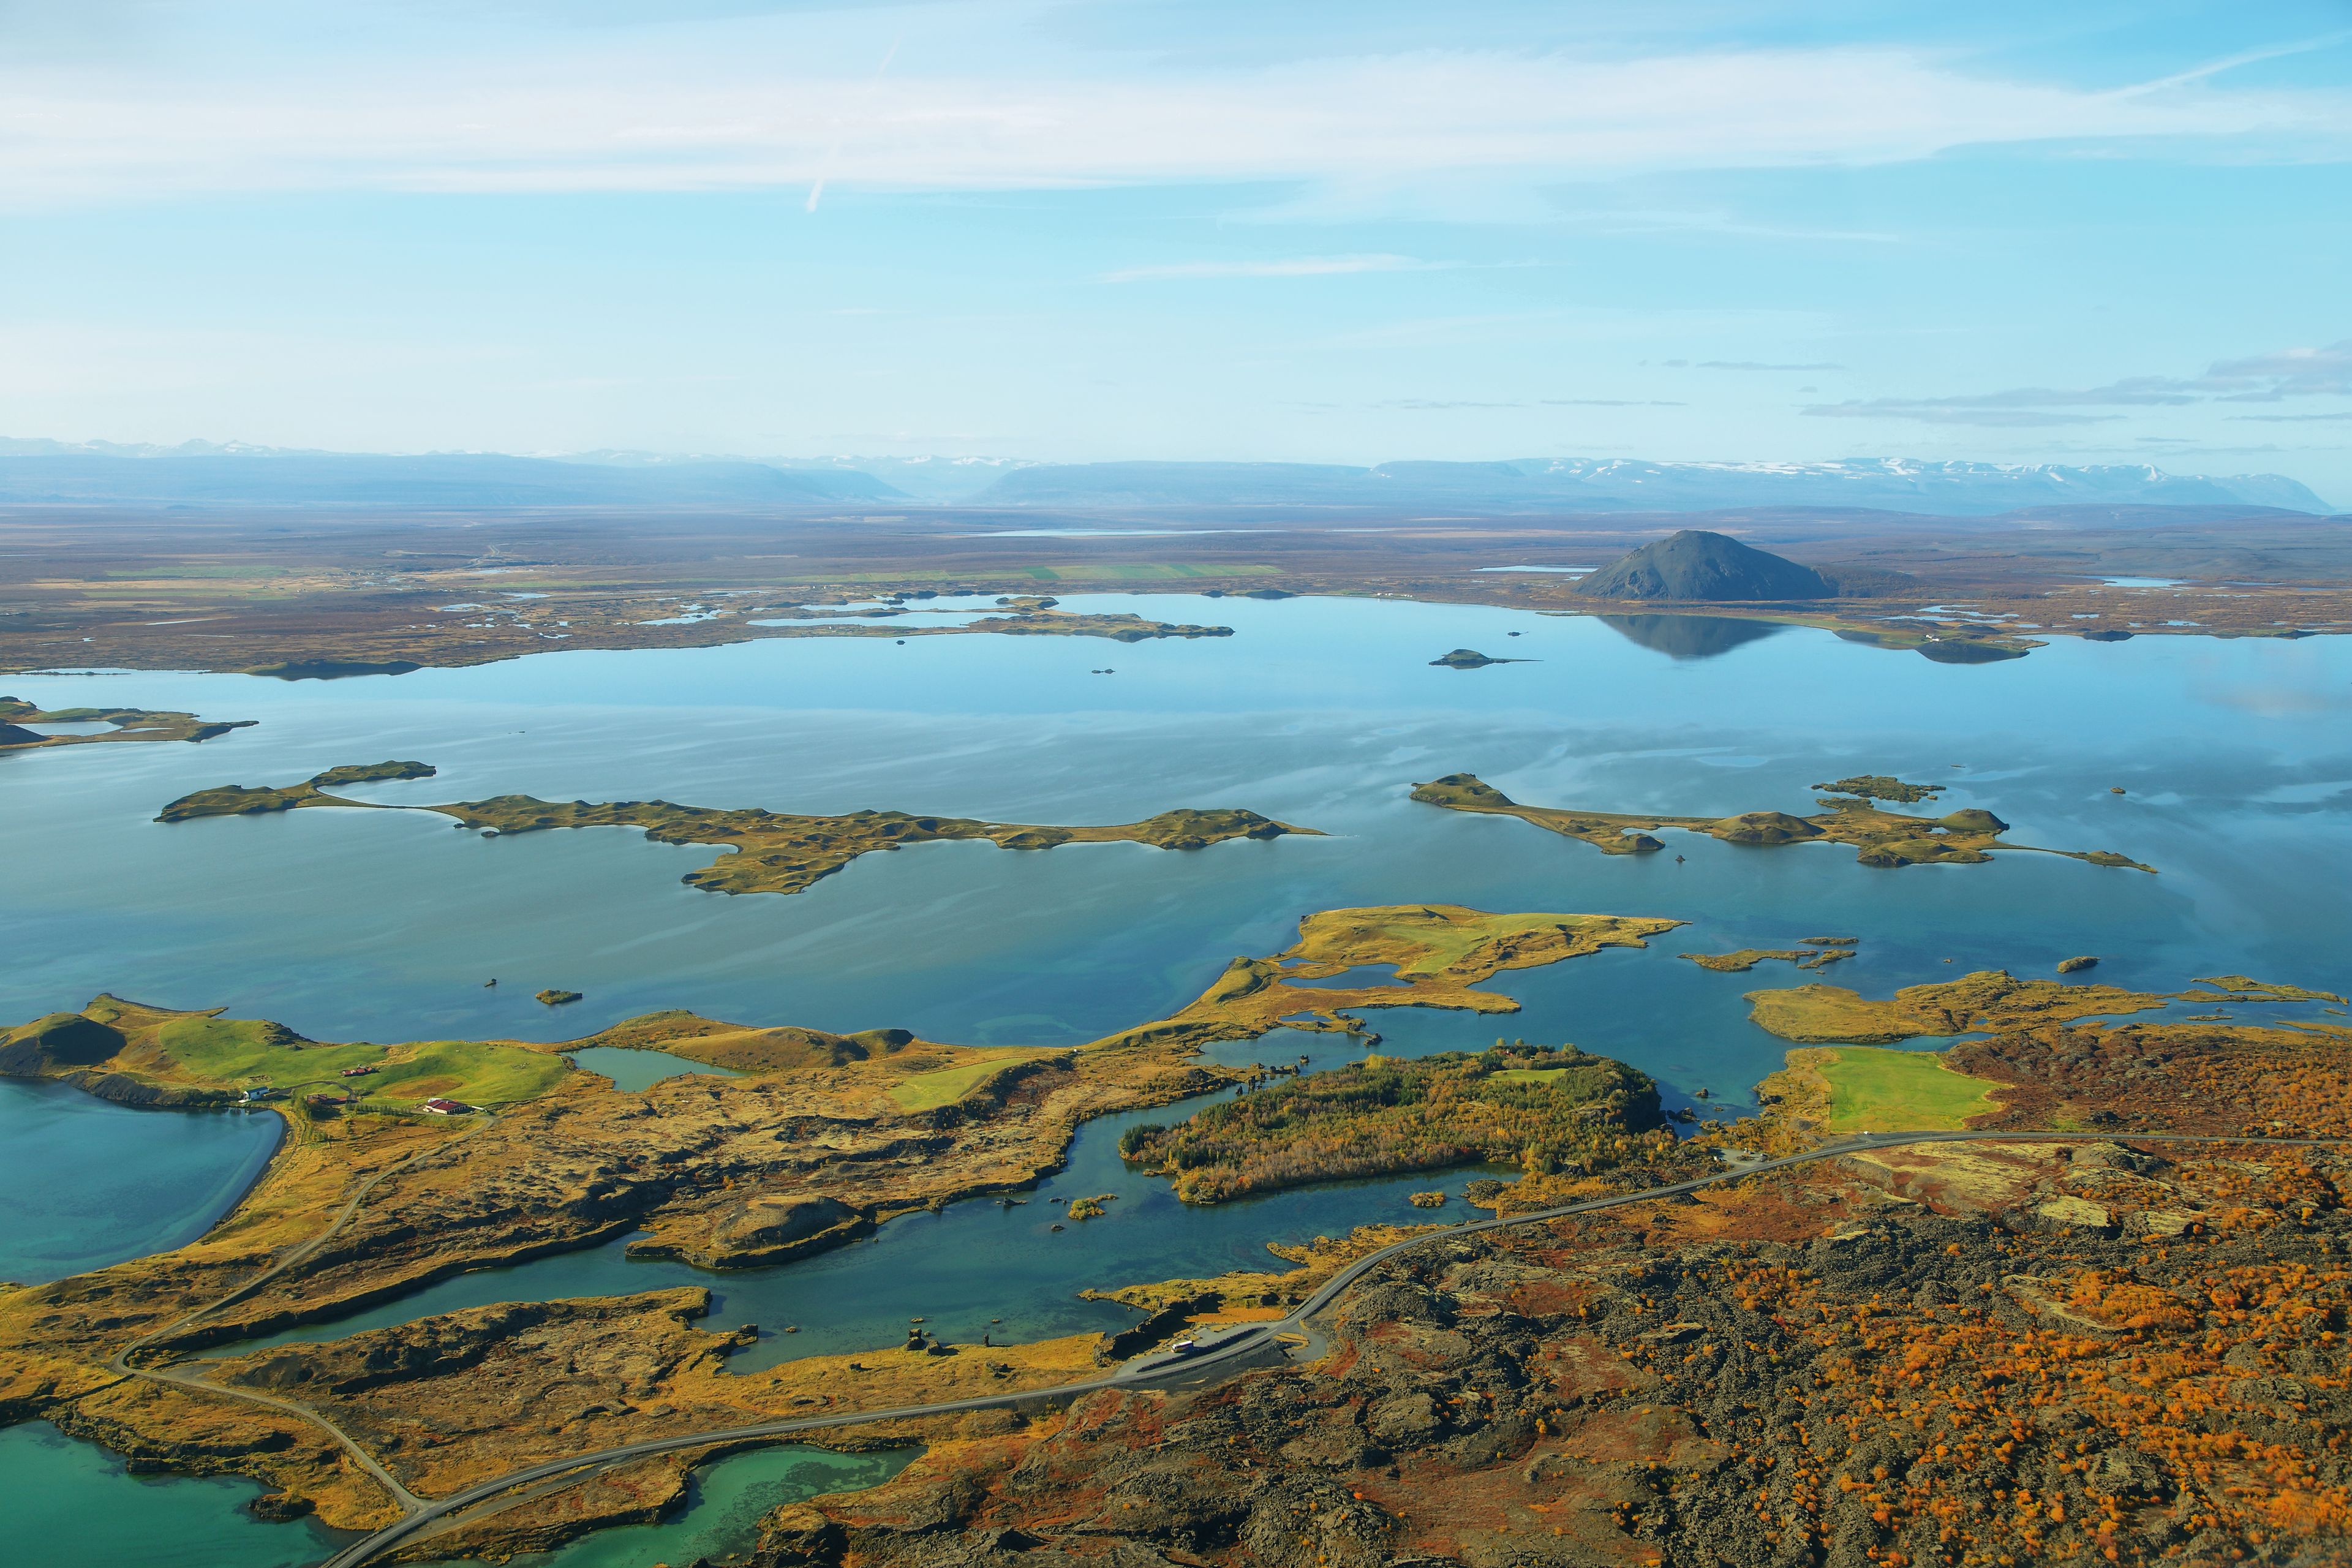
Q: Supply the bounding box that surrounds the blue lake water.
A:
[0,1079,282,1285]
[6,593,2351,1559]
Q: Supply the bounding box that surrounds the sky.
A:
[2,0,2350,496]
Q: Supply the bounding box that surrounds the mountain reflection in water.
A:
[1595,613,1787,659]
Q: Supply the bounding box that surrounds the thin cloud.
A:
[1804,338,2352,424]
[2230,410,2352,422]
[5,41,2350,205]
[1804,405,2127,428]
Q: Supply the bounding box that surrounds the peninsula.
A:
[0,696,254,750]
[160,765,1320,897]
[1412,771,2154,872]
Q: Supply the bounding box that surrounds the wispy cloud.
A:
[1804,339,2352,425]
[4,40,2348,205]
[1805,405,2127,428]
[1104,254,1457,282]
[2231,410,2352,422]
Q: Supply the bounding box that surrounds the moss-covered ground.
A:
[1413,771,2155,873]
[159,769,1317,897]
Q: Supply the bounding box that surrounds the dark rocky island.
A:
[1575,529,1916,602]
[1427,648,1523,668]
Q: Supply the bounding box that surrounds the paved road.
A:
[311,1126,2343,1568]
[107,1118,490,1515]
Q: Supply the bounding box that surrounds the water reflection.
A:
[1595,613,1787,659]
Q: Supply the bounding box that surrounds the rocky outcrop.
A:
[1576,530,1834,601]
[642,1194,871,1269]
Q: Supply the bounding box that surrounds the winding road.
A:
[298,1126,2341,1568]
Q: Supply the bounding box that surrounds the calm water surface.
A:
[6,595,2350,1559]
[0,1080,281,1284]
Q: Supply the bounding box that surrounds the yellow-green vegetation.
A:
[1087,905,1681,1057]
[1280,904,1670,980]
[1411,771,2155,873]
[153,760,432,821]
[1810,774,1945,804]
[0,696,255,750]
[2188,974,2348,1005]
[1762,1045,2003,1133]
[0,995,568,1108]
[1744,970,2174,1044]
[1066,1194,1113,1219]
[1681,946,1852,973]
[1118,1043,1662,1204]
[1406,1190,1447,1208]
[160,769,1316,896]
[535,989,582,1007]
[887,1052,1060,1111]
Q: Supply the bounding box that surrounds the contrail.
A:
[2110,28,2351,97]
[808,33,903,214]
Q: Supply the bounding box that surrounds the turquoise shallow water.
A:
[5,595,2351,1560]
[1,1422,346,1566]
[563,1044,736,1092]
[440,1444,913,1568]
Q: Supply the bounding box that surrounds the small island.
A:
[0,696,255,750]
[160,766,1322,897]
[1427,648,1525,669]
[1412,771,2155,872]
[1120,1042,1662,1204]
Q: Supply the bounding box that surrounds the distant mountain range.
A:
[0,440,2327,514]
[967,458,2329,514]
[0,446,902,507]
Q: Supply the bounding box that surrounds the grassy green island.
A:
[0,696,255,750]
[1118,1042,1663,1203]
[0,994,566,1110]
[1412,771,2154,872]
[159,763,1321,896]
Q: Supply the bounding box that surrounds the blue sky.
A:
[4,0,2349,496]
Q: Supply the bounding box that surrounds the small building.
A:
[341,1065,377,1078]
[421,1097,473,1115]
[239,1085,284,1103]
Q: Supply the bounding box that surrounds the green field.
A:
[1813,1046,2000,1132]
[151,1017,567,1106]
[366,1040,571,1106]
[154,1018,386,1085]
[886,1052,1048,1111]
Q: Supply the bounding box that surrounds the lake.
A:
[4,592,2348,1561]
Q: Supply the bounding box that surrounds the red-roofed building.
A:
[421,1097,473,1115]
